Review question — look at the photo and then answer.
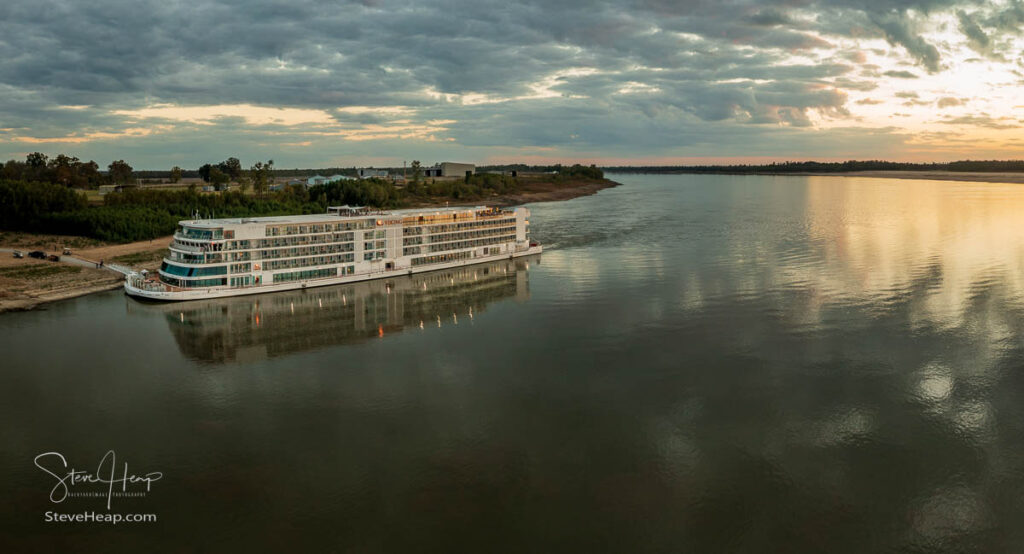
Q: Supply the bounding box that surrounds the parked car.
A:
[47,254,60,262]
[62,248,72,255]
[28,251,46,259]
[12,251,23,258]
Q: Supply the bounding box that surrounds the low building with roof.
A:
[357,168,389,178]
[423,162,475,178]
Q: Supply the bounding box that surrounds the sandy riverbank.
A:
[0,257,124,313]
[410,177,621,208]
[0,234,172,314]
[493,176,621,205]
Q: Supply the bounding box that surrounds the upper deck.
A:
[179,205,494,229]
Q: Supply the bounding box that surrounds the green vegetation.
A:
[198,158,243,183]
[0,175,515,243]
[111,250,166,266]
[476,163,605,179]
[249,160,274,196]
[107,160,134,184]
[3,153,105,188]
[0,180,323,242]
[309,178,403,208]
[0,151,609,243]
[0,231,106,250]
[0,179,89,228]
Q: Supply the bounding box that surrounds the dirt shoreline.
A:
[408,177,621,208]
[0,179,620,314]
[0,280,124,313]
[0,235,173,314]
[491,177,621,206]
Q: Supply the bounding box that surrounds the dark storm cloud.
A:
[0,0,1014,165]
[868,12,943,72]
[939,114,1019,128]
[884,70,921,78]
[985,0,1024,33]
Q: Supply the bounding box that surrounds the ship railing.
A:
[127,275,163,292]
[105,263,133,276]
[169,241,205,253]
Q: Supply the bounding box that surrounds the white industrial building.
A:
[423,162,475,178]
[357,168,389,178]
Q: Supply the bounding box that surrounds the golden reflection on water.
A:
[805,178,1024,323]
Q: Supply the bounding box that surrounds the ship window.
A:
[160,262,227,277]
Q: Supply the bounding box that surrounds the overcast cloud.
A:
[0,0,1021,168]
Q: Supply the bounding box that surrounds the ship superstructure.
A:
[125,205,539,301]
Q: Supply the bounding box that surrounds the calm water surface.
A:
[5,174,1024,552]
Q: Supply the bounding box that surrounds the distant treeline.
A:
[2,153,127,188]
[135,167,363,179]
[138,163,605,179]
[4,150,607,184]
[1,152,371,185]
[1,180,323,242]
[0,178,514,242]
[602,160,1024,174]
[477,164,604,178]
[0,162,608,243]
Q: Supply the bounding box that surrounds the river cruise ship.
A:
[125,205,540,301]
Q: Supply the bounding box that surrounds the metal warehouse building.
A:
[423,162,476,178]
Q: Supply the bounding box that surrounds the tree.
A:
[288,182,309,202]
[78,161,102,189]
[48,154,79,186]
[198,163,212,182]
[208,167,230,188]
[2,160,26,180]
[410,160,422,185]
[249,159,274,197]
[25,152,49,181]
[170,166,182,183]
[218,157,242,180]
[26,152,48,168]
[108,160,134,184]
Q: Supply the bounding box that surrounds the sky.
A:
[1,0,1023,169]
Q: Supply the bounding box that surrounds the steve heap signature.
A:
[34,450,163,510]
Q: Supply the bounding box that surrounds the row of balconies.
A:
[402,218,516,236]
[165,229,522,268]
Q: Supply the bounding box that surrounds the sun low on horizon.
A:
[1,0,1023,169]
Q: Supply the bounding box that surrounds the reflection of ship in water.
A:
[156,256,537,363]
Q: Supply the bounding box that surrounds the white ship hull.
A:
[125,245,542,302]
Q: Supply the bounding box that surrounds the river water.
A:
[4,174,1024,552]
